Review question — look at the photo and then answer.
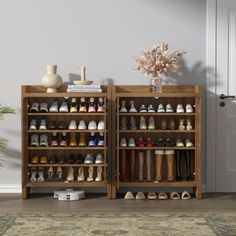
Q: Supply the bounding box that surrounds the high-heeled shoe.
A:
[186,119,193,130]
[55,167,63,181]
[67,166,74,182]
[47,167,54,181]
[179,118,185,131]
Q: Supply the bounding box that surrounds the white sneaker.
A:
[98,120,105,130]
[39,118,47,130]
[157,104,165,112]
[49,101,59,112]
[29,119,37,130]
[148,104,155,112]
[148,116,155,130]
[59,101,69,112]
[84,154,94,164]
[95,153,104,164]
[120,100,127,112]
[129,100,137,112]
[186,104,194,113]
[128,138,136,147]
[69,120,77,130]
[166,103,173,112]
[78,120,87,130]
[186,138,194,147]
[88,120,97,130]
[176,104,184,113]
[120,138,127,147]
[139,116,147,130]
[176,138,184,147]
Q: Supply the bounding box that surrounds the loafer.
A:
[29,119,37,130]
[39,102,48,112]
[95,153,104,164]
[68,120,77,130]
[49,101,59,112]
[39,134,48,147]
[97,97,104,112]
[30,102,39,112]
[88,120,97,130]
[84,153,94,164]
[70,98,78,113]
[98,120,104,130]
[39,118,47,130]
[157,104,165,112]
[78,120,87,130]
[59,101,69,112]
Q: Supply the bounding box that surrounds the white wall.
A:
[0,0,206,191]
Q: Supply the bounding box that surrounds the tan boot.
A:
[146,150,152,181]
[155,150,164,182]
[166,150,175,182]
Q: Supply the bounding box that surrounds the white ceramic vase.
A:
[41,65,63,93]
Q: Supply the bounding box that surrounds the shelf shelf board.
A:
[118,147,195,150]
[119,181,197,187]
[118,112,195,116]
[28,112,106,116]
[28,129,107,133]
[26,181,106,187]
[28,147,107,150]
[116,92,199,98]
[25,92,108,98]
[28,164,107,167]
[118,130,195,133]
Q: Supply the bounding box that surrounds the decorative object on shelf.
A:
[134,43,186,93]
[73,66,93,85]
[41,65,63,93]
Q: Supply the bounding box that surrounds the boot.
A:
[146,150,152,181]
[176,150,182,181]
[155,150,164,182]
[69,133,77,147]
[120,150,127,181]
[166,150,175,182]
[138,151,144,181]
[78,133,86,147]
[185,150,192,181]
[87,166,94,181]
[130,150,135,181]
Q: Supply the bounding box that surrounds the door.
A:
[216,0,236,192]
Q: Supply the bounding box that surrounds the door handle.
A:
[220,94,235,99]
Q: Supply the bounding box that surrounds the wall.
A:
[0,0,206,192]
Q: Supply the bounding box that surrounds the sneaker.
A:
[121,117,127,130]
[79,97,87,112]
[59,101,69,112]
[176,138,184,147]
[58,121,66,130]
[88,97,96,112]
[68,120,77,130]
[95,153,104,164]
[97,97,104,112]
[29,119,37,130]
[30,134,39,146]
[129,100,137,112]
[97,132,104,146]
[161,118,167,130]
[84,154,94,164]
[170,118,176,130]
[49,101,59,112]
[186,119,193,130]
[186,104,194,113]
[137,137,145,147]
[78,120,87,130]
[120,100,127,112]
[179,118,185,131]
[88,120,97,130]
[146,137,154,147]
[120,138,127,147]
[70,98,78,113]
[139,116,147,130]
[88,132,96,147]
[78,133,87,147]
[156,138,165,147]
[67,154,76,164]
[50,133,58,147]
[39,102,48,112]
[139,104,147,112]
[59,132,68,146]
[165,138,175,147]
[31,155,39,164]
[130,116,137,130]
[186,138,194,147]
[148,116,155,130]
[166,103,173,112]
[98,120,104,130]
[157,104,165,112]
[69,133,78,146]
[49,121,56,130]
[39,134,48,147]
[76,154,84,164]
[176,104,184,113]
[39,118,47,130]
[148,104,155,112]
[30,102,39,112]
[128,138,136,147]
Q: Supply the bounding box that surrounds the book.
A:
[67,88,102,93]
[67,84,101,89]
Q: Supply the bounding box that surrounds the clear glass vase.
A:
[150,77,162,93]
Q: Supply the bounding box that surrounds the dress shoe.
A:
[78,133,87,147]
[139,104,147,112]
[176,104,184,113]
[30,134,39,146]
[179,118,185,131]
[59,101,69,112]
[148,116,155,130]
[161,118,167,130]
[78,120,87,130]
[50,133,58,147]
[67,166,74,182]
[139,116,147,129]
[77,167,85,182]
[129,100,137,112]
[128,138,136,147]
[39,134,48,147]
[120,138,127,147]
[49,101,59,112]
[148,104,155,112]
[70,98,78,113]
[69,133,78,146]
[120,100,127,112]
[88,97,96,112]
[186,104,194,113]
[95,166,103,181]
[166,103,173,112]
[29,119,37,130]
[130,116,137,130]
[121,117,127,130]
[79,97,87,112]
[186,119,193,130]
[157,104,165,112]
[97,97,104,112]
[68,120,77,130]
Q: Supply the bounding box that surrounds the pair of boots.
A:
[176,150,192,181]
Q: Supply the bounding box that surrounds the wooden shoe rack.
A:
[112,85,202,199]
[21,85,112,199]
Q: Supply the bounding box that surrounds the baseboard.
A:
[0,184,21,193]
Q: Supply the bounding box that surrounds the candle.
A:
[80,66,86,81]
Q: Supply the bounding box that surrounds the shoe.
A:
[69,133,78,146]
[31,155,39,164]
[148,116,155,130]
[49,121,56,130]
[67,154,76,164]
[124,191,134,200]
[135,192,146,200]
[88,132,96,147]
[55,167,63,181]
[139,104,147,112]
[47,167,54,181]
[39,134,48,147]
[48,155,57,164]
[139,116,147,130]
[67,166,74,182]
[186,104,194,113]
[39,118,47,130]
[121,117,127,130]
[156,138,165,147]
[39,102,48,112]
[165,138,175,147]
[98,120,105,130]
[78,133,87,147]
[78,120,87,130]
[128,138,136,147]
[57,155,66,164]
[39,155,48,164]
[87,166,94,182]
[158,192,168,200]
[97,97,104,112]
[68,120,77,130]
[50,133,58,147]
[170,192,180,200]
[30,102,39,112]
[170,118,176,130]
[130,116,137,130]
[120,100,127,112]
[186,139,193,147]
[29,119,37,130]
[84,154,94,164]
[95,153,104,164]
[95,166,103,181]
[58,121,66,130]
[77,167,85,182]
[157,104,165,112]
[79,97,87,112]
[97,132,104,147]
[88,97,96,112]
[37,167,45,182]
[49,101,59,112]
[179,118,185,131]
[186,119,193,130]
[70,98,78,113]
[129,100,137,112]
[181,191,191,200]
[88,120,97,130]
[147,192,157,200]
[176,138,184,147]
[166,103,173,112]
[148,104,155,112]
[137,137,145,147]
[120,138,127,147]
[176,104,184,113]
[146,137,154,147]
[59,101,69,112]
[30,168,37,182]
[161,118,167,130]
[59,132,68,146]
[75,154,84,164]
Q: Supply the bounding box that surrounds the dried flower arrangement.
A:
[134,42,186,81]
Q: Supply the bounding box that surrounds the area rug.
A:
[0,212,236,236]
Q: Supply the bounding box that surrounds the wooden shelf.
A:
[118,130,195,133]
[118,112,195,116]
[28,147,107,150]
[28,112,106,116]
[28,129,107,133]
[26,181,106,187]
[28,164,107,167]
[118,147,195,150]
[119,181,197,187]
[116,93,199,98]
[25,92,107,98]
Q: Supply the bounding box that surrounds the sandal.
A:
[170,192,180,200]
[181,191,191,200]
[158,192,168,200]
[147,192,157,200]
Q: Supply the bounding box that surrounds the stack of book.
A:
[67,84,102,93]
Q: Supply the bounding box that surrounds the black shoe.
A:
[165,138,175,147]
[48,155,57,164]
[67,154,76,164]
[57,155,66,164]
[75,154,84,164]
[156,138,165,147]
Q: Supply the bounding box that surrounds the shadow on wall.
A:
[1,148,21,169]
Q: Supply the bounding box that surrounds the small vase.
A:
[41,65,63,93]
[150,77,162,93]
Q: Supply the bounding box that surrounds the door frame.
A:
[206,0,217,192]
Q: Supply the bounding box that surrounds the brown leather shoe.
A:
[69,133,78,147]
[78,133,87,147]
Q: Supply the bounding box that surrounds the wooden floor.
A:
[0,193,236,212]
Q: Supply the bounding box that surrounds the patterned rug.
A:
[0,212,235,236]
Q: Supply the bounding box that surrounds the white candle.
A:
[80,66,86,81]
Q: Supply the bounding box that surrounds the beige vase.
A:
[41,65,63,93]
